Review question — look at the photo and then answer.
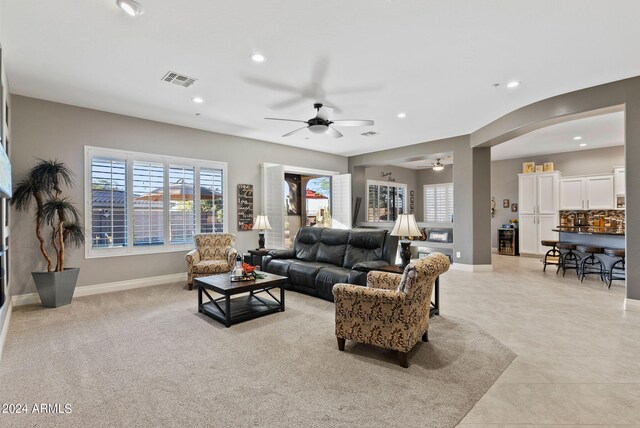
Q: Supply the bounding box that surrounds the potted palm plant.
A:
[11,160,85,307]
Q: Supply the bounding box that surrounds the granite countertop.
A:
[553,226,625,236]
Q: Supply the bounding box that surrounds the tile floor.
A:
[449,254,640,427]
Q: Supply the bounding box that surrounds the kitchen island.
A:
[553,226,625,271]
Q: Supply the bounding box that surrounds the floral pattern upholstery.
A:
[333,253,450,353]
[185,233,237,288]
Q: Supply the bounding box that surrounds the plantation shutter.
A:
[331,174,351,229]
[200,167,224,233]
[90,158,127,248]
[169,165,196,244]
[424,183,454,223]
[133,161,165,246]
[262,164,285,249]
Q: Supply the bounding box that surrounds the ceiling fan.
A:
[432,159,445,171]
[265,103,374,138]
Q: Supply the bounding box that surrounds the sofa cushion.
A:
[315,266,366,301]
[316,229,350,265]
[265,259,297,277]
[295,227,324,261]
[343,229,387,268]
[288,261,332,289]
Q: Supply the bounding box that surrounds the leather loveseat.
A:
[262,227,398,302]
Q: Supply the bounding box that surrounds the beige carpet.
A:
[0,282,514,428]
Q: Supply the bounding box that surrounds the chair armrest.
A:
[226,247,238,268]
[366,271,402,290]
[333,283,405,305]
[351,260,389,272]
[269,249,296,259]
[185,249,200,266]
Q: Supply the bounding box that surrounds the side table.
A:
[245,249,272,268]
[374,264,439,317]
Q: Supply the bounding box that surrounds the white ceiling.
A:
[2,1,640,156]
[392,154,453,170]
[491,112,625,161]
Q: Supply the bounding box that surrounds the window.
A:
[366,180,407,222]
[85,147,227,258]
[424,183,453,223]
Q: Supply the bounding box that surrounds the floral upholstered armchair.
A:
[332,253,450,368]
[185,233,237,290]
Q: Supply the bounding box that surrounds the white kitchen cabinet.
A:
[559,178,584,210]
[518,172,560,255]
[560,175,614,210]
[614,167,625,195]
[518,215,538,254]
[586,176,614,209]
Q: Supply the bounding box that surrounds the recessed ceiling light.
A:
[579,143,587,147]
[506,81,520,89]
[192,97,204,104]
[397,112,407,119]
[251,53,266,63]
[116,0,143,16]
[573,136,582,140]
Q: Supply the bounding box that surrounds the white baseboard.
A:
[0,301,13,364]
[624,298,640,312]
[11,272,187,307]
[450,263,494,272]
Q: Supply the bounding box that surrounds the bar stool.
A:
[541,240,560,272]
[557,242,579,277]
[603,248,625,289]
[576,245,605,283]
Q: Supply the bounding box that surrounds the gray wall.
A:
[9,96,347,295]
[349,135,492,266]
[363,165,420,220]
[490,146,625,247]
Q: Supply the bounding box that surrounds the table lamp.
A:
[390,214,421,268]
[252,214,272,249]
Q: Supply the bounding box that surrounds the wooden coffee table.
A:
[194,272,287,327]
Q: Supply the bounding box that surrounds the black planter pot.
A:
[31,268,80,308]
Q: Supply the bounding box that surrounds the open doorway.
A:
[284,173,332,248]
[262,163,350,250]
[490,110,625,288]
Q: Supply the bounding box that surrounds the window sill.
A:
[85,244,194,259]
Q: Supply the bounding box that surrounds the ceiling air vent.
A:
[361,131,380,137]
[162,71,197,88]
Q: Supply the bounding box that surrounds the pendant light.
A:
[432,159,444,171]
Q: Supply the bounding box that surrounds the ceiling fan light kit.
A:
[432,159,445,171]
[265,103,374,139]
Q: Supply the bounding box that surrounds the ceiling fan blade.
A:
[325,126,343,138]
[331,120,374,127]
[270,95,307,110]
[265,118,308,123]
[282,126,309,137]
[317,105,334,121]
[242,76,300,94]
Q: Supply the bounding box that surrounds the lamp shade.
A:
[252,214,272,231]
[390,214,421,238]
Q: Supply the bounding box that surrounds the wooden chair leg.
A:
[422,331,429,342]
[188,283,193,291]
[337,337,345,351]
[398,351,409,368]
